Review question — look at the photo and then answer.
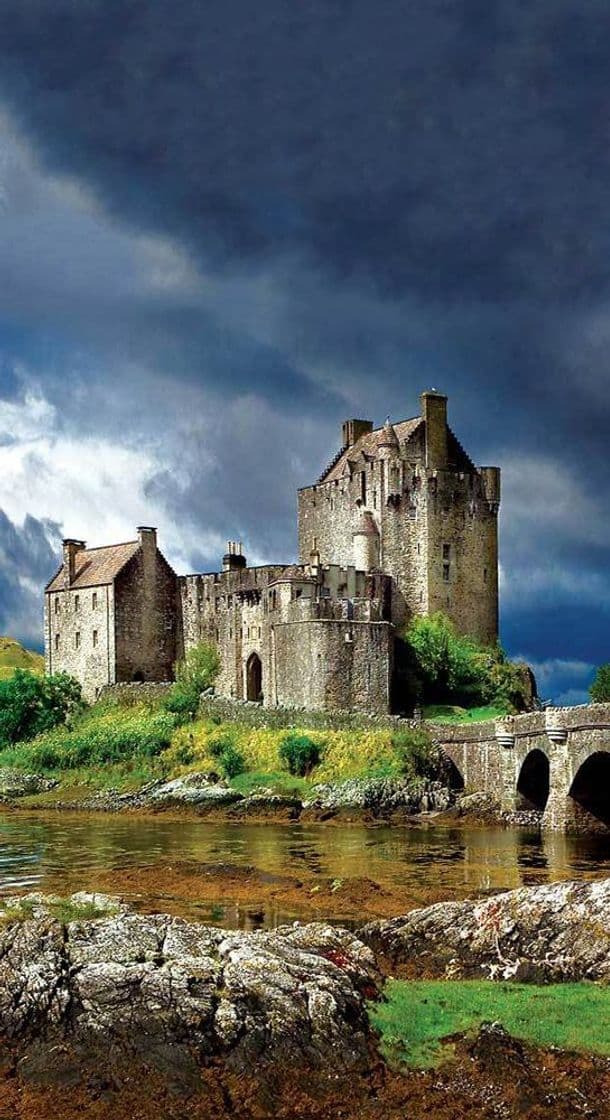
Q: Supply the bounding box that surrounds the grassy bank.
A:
[0,638,44,682]
[423,704,509,724]
[370,980,610,1068]
[0,692,439,797]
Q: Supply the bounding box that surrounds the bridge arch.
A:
[567,750,610,833]
[517,748,550,812]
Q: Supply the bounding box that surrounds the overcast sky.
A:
[0,0,608,703]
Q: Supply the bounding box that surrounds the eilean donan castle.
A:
[44,391,500,712]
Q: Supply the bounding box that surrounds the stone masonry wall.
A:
[114,549,178,684]
[272,618,392,714]
[45,583,116,701]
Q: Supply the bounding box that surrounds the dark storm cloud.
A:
[0,511,62,647]
[3,0,610,302]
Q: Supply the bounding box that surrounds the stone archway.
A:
[517,749,550,812]
[567,751,610,833]
[246,652,262,702]
[442,753,465,792]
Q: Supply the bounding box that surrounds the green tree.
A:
[590,664,610,703]
[404,613,529,711]
[0,670,83,747]
[166,642,221,718]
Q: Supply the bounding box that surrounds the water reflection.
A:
[0,813,608,930]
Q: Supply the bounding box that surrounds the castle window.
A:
[54,597,60,615]
[74,595,80,613]
[92,629,98,648]
[443,562,450,583]
[75,632,81,649]
[54,633,60,650]
[360,471,367,505]
[442,544,450,560]
[92,592,98,610]
[483,568,488,583]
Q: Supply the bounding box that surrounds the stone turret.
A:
[377,418,399,459]
[353,510,379,571]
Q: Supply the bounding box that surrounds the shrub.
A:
[207,734,245,778]
[166,643,221,718]
[279,733,322,776]
[391,728,438,782]
[0,670,83,747]
[590,664,610,703]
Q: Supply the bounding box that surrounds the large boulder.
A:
[303,777,453,818]
[362,878,610,982]
[0,895,379,1077]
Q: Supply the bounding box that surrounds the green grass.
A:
[369,980,610,1069]
[0,637,44,680]
[423,704,510,724]
[228,769,311,798]
[0,699,180,774]
[1,896,116,925]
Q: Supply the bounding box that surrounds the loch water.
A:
[0,813,609,930]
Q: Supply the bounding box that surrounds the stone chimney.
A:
[341,418,373,448]
[421,390,448,471]
[223,540,247,572]
[62,539,86,588]
[137,526,158,553]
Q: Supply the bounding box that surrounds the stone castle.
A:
[44,391,500,711]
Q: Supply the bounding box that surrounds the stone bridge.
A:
[434,703,610,833]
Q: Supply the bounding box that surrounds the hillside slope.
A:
[0,638,44,680]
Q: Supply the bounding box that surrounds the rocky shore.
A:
[363,877,610,981]
[0,879,610,1117]
[16,769,458,821]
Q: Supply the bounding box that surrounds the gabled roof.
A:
[45,541,141,593]
[320,416,423,483]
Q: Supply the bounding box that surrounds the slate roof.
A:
[320,416,423,483]
[45,541,141,593]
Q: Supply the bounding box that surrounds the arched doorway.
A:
[517,749,550,811]
[246,653,262,702]
[568,752,610,832]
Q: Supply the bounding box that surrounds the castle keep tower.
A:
[298,390,500,645]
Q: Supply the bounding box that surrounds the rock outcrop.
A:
[0,768,58,799]
[363,878,610,981]
[303,777,453,818]
[0,894,379,1076]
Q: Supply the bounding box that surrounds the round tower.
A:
[352,510,379,571]
[377,418,399,459]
